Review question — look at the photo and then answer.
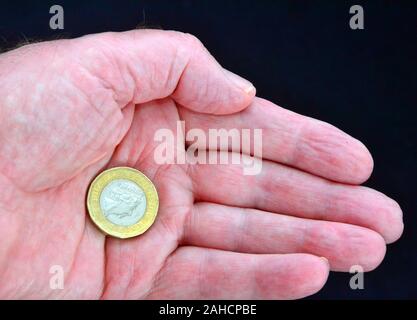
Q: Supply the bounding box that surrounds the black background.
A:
[0,0,416,299]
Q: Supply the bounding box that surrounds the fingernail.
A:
[224,69,255,95]
[320,256,330,267]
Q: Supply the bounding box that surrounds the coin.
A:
[87,167,159,239]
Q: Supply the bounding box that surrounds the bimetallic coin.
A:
[87,167,159,238]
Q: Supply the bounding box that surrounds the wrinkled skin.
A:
[0,30,403,299]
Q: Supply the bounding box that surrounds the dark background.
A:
[0,0,416,299]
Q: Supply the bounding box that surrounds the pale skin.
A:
[0,30,403,299]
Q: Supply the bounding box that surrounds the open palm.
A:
[0,30,403,299]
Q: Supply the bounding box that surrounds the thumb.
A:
[76,29,255,114]
[0,29,255,192]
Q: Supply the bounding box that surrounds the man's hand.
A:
[0,30,403,299]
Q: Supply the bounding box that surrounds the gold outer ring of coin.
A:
[87,167,159,239]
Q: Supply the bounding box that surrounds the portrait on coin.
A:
[99,179,147,226]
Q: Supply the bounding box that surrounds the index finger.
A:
[179,97,374,184]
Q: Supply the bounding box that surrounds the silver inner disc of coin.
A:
[99,179,147,226]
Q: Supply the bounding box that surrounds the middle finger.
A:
[188,152,403,243]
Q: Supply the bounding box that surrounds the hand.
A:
[0,30,403,299]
